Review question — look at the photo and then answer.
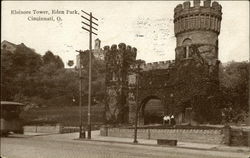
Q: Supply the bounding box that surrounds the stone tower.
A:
[104,43,137,123]
[95,38,101,50]
[172,0,223,123]
[174,0,222,62]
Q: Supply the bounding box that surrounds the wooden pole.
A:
[87,12,92,139]
[79,52,84,138]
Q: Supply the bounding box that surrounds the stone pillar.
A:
[222,125,231,145]
[56,123,63,134]
[100,125,108,136]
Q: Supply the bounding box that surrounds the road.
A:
[1,134,249,158]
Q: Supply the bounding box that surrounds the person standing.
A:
[170,114,175,127]
[163,115,170,125]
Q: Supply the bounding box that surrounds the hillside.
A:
[20,105,105,127]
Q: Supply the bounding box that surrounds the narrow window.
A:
[182,38,192,59]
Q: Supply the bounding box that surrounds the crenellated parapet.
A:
[174,0,222,36]
[104,43,137,85]
[129,60,176,72]
[104,43,137,66]
[140,60,175,71]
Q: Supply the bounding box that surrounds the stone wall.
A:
[100,127,225,144]
[230,129,250,146]
[23,124,62,134]
[100,126,250,146]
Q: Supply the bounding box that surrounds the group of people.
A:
[163,114,176,126]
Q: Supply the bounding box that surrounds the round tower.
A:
[174,0,222,61]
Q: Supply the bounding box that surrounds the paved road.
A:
[1,134,249,158]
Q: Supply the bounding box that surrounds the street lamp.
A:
[133,61,143,144]
[169,93,174,125]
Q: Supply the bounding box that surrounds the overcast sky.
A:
[1,1,249,67]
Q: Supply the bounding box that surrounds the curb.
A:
[76,138,250,153]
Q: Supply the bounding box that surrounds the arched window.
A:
[182,38,192,59]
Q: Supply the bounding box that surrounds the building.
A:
[76,38,104,69]
[1,40,17,53]
[104,0,222,125]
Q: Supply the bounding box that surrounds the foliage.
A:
[1,43,105,109]
[20,105,105,126]
[191,95,222,124]
[1,45,43,100]
[43,51,64,69]
[219,61,249,123]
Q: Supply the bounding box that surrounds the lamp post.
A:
[133,62,142,144]
[170,93,174,109]
[133,73,139,144]
[170,93,174,125]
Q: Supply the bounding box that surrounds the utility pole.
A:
[133,62,142,144]
[81,10,98,139]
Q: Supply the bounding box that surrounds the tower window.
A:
[182,38,192,59]
[183,46,189,58]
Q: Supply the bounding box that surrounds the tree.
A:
[219,61,249,123]
[43,51,64,69]
[1,42,105,108]
[1,44,43,100]
[1,49,15,100]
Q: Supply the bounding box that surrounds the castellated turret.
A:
[174,0,222,61]
[104,43,137,123]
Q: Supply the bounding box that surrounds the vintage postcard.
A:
[1,1,249,158]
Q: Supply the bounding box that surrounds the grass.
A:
[20,105,105,127]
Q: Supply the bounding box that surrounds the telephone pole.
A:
[81,10,98,139]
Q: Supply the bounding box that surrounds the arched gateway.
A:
[139,96,164,125]
[104,0,222,125]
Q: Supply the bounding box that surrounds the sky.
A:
[1,1,249,67]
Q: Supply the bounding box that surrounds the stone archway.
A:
[139,96,165,125]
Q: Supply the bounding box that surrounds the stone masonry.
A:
[104,0,222,125]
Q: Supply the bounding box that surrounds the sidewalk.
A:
[21,130,250,153]
[79,131,250,153]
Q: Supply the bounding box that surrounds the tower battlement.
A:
[104,43,137,54]
[131,60,175,71]
[174,0,222,36]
